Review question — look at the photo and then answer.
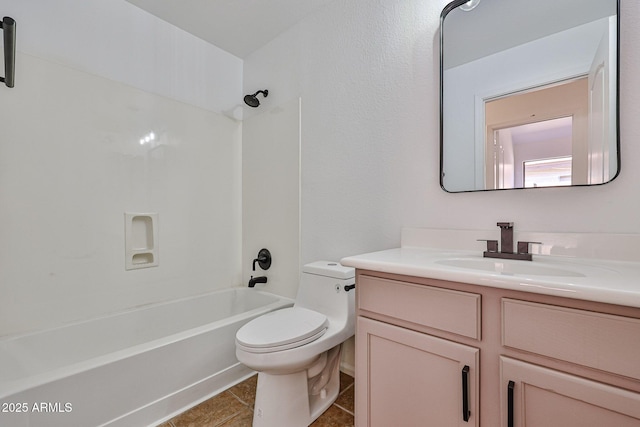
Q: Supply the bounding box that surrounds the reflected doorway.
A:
[492,117,573,189]
[485,77,588,189]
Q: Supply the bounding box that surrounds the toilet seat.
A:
[236,307,328,354]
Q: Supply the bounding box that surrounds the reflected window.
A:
[523,156,573,188]
[491,116,574,189]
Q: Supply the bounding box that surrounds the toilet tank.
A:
[295,261,355,321]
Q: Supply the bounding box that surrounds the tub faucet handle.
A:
[252,248,272,271]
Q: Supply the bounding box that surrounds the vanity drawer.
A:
[502,298,640,380]
[358,275,481,339]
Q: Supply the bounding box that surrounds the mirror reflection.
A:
[440,0,619,192]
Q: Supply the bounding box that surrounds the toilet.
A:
[235,261,355,427]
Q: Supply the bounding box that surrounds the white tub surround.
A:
[0,51,243,337]
[341,228,640,308]
[0,289,293,427]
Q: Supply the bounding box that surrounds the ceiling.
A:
[443,0,617,68]
[509,117,573,146]
[126,0,337,58]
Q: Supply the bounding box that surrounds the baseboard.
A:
[340,361,355,378]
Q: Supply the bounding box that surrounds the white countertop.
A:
[341,247,640,308]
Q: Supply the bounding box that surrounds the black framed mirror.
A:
[440,0,620,192]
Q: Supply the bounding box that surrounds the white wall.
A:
[0,1,243,336]
[0,0,243,118]
[244,0,640,287]
[2,0,638,338]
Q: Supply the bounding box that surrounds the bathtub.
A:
[0,288,293,427]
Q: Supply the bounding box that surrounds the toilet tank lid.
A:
[302,261,355,279]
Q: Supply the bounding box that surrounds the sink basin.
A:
[435,258,586,277]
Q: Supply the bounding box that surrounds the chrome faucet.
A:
[480,222,540,261]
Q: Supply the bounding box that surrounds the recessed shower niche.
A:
[125,213,159,270]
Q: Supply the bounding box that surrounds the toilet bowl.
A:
[235,261,355,427]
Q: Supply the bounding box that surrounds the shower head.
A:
[244,90,268,108]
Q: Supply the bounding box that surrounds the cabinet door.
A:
[500,357,640,427]
[356,317,479,427]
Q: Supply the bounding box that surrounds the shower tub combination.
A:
[0,288,292,427]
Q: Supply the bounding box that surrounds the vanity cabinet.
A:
[357,317,479,427]
[354,271,640,427]
[501,357,640,427]
[356,275,480,426]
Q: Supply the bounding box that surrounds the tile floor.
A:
[157,371,355,427]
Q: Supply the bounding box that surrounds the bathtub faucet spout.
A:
[248,276,268,288]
